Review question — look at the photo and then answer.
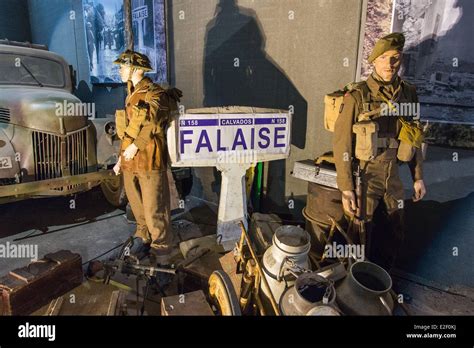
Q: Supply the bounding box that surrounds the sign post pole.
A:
[215,162,250,250]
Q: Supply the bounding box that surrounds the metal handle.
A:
[379,295,392,315]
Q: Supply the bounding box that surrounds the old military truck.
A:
[0,40,125,206]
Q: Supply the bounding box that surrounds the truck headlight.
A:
[104,121,117,137]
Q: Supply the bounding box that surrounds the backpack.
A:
[165,88,182,110]
[324,82,370,132]
[164,87,183,125]
[147,86,182,131]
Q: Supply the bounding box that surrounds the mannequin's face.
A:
[119,65,144,82]
[119,65,132,82]
[373,50,402,82]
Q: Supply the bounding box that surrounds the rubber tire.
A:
[100,174,127,207]
[208,270,242,316]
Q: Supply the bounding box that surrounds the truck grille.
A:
[0,107,10,123]
[32,128,88,181]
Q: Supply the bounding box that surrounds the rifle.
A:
[100,239,209,315]
[102,254,176,316]
[102,258,176,279]
[353,162,367,256]
[103,236,134,284]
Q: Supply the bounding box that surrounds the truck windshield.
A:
[0,53,65,88]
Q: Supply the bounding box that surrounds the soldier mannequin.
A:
[333,33,426,272]
[113,50,181,264]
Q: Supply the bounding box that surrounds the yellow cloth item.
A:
[398,118,424,148]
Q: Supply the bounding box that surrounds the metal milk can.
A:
[279,272,339,315]
[261,225,311,304]
[336,261,394,315]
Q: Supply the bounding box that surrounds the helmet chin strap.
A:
[128,67,134,81]
[127,67,135,94]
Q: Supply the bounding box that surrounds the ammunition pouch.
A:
[125,105,148,139]
[352,121,379,161]
[397,141,416,162]
[115,109,127,140]
[397,118,424,162]
[377,137,399,149]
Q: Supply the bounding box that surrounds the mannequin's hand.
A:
[413,180,426,202]
[113,157,121,175]
[342,190,357,214]
[123,143,139,161]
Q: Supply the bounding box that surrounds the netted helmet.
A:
[113,49,153,71]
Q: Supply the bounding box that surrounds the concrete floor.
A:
[0,186,218,273]
[0,187,134,272]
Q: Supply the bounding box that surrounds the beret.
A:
[368,32,405,63]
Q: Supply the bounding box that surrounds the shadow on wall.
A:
[202,0,308,213]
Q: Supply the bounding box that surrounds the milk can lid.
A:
[274,225,309,247]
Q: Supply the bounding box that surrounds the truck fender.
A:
[89,117,120,169]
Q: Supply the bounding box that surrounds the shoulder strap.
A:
[144,83,166,104]
[345,81,375,120]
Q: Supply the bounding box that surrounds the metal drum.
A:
[305,182,345,226]
[303,181,346,254]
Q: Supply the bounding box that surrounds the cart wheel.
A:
[208,270,241,316]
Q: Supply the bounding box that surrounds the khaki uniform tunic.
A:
[332,73,424,270]
[116,77,172,249]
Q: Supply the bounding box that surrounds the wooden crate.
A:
[161,290,214,316]
[0,250,83,315]
[34,281,129,316]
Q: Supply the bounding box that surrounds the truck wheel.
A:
[100,174,127,207]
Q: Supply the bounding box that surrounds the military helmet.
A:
[113,49,153,71]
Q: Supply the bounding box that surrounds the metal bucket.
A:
[261,225,311,303]
[336,261,394,315]
[279,272,338,316]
